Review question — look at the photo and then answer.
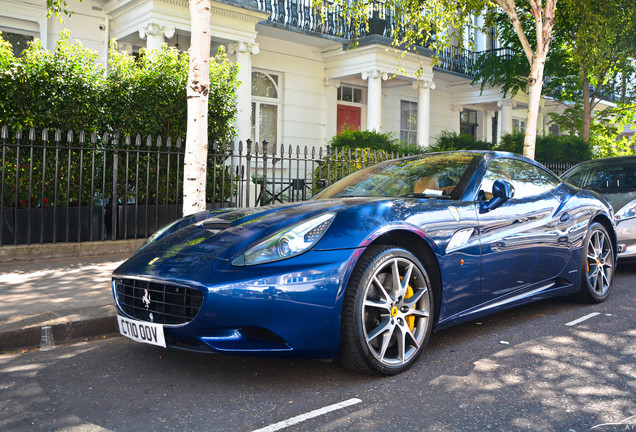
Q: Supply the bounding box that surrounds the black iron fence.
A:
[0,126,412,246]
[0,125,576,247]
[541,161,574,176]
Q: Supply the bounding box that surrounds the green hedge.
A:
[495,131,593,163]
[0,31,239,208]
[0,31,238,142]
[425,131,493,153]
[426,131,593,164]
[328,128,421,154]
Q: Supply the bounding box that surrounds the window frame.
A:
[400,100,418,145]
[337,84,365,105]
[479,157,560,200]
[460,108,478,138]
[0,28,36,57]
[251,70,282,152]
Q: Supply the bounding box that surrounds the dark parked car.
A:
[113,151,617,375]
[562,155,636,260]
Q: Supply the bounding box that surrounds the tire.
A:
[339,246,434,375]
[579,222,615,303]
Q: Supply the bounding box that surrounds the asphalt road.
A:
[1,265,635,432]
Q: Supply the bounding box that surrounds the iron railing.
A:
[256,0,399,39]
[255,0,486,76]
[541,161,574,176]
[0,125,577,247]
[0,126,412,246]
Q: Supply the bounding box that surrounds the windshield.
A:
[563,159,636,194]
[313,152,483,200]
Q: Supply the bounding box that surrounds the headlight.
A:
[232,212,335,266]
[615,199,636,221]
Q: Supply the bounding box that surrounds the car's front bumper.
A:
[113,248,360,359]
[616,217,636,259]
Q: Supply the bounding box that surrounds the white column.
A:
[484,110,494,143]
[324,78,340,140]
[118,42,133,55]
[497,99,517,137]
[413,79,435,148]
[538,100,545,137]
[139,23,175,50]
[229,41,259,143]
[451,105,464,134]
[362,69,387,131]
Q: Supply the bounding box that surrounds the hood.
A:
[113,196,461,282]
[128,199,364,261]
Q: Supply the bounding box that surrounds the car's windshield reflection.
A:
[313,153,482,200]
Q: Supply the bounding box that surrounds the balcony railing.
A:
[255,0,400,39]
[254,0,506,77]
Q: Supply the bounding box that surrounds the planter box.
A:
[1,206,104,246]
[116,203,182,240]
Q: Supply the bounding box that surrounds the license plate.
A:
[117,316,166,348]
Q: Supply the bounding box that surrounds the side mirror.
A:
[482,180,515,212]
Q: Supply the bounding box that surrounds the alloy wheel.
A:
[361,256,431,366]
[586,228,614,296]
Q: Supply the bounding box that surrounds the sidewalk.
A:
[0,253,133,352]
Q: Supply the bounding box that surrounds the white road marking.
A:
[251,398,362,432]
[591,414,636,429]
[566,312,601,327]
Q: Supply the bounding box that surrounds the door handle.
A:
[559,212,570,222]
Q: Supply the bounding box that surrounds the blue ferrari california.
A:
[112,151,617,375]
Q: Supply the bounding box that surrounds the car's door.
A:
[477,157,571,303]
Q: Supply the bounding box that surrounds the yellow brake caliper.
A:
[400,276,416,331]
[405,283,415,331]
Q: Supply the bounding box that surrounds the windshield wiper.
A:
[399,193,452,199]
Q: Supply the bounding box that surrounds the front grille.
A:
[114,278,204,325]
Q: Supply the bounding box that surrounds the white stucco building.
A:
[1,0,581,152]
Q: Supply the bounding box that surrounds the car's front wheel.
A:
[579,222,615,303]
[339,246,434,375]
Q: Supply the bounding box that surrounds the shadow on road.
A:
[1,266,634,431]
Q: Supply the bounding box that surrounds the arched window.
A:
[251,71,280,151]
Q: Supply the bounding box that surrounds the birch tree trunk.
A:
[524,53,548,159]
[497,0,556,160]
[582,77,592,142]
[183,0,212,216]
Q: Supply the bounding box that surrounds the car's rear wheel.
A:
[339,246,434,375]
[579,222,614,303]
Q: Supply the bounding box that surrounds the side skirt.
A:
[433,279,577,331]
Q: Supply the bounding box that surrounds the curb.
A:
[0,314,119,352]
[0,239,145,263]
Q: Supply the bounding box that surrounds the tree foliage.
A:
[323,0,557,159]
[318,0,487,56]
[0,31,239,209]
[552,0,636,148]
[473,0,636,150]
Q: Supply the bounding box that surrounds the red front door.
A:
[337,105,361,133]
